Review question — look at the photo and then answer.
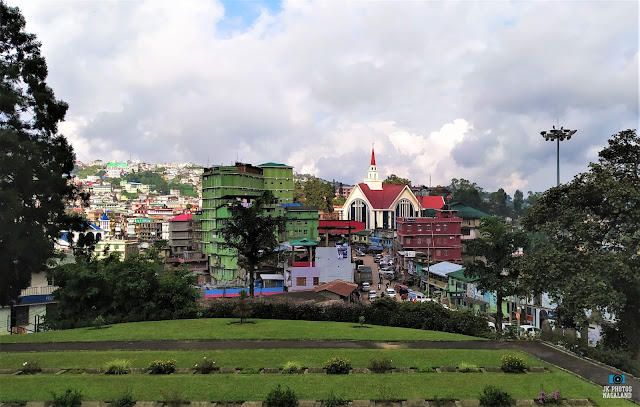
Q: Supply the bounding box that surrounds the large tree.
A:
[512,190,524,219]
[0,3,87,305]
[302,176,335,213]
[383,174,411,186]
[521,129,640,357]
[449,178,484,209]
[465,216,529,335]
[220,191,285,296]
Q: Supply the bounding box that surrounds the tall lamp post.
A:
[540,126,577,186]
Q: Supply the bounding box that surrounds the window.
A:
[444,249,448,256]
[427,224,431,231]
[417,224,422,231]
[313,277,319,285]
[443,224,447,232]
[407,225,412,232]
[436,250,441,256]
[304,230,308,235]
[417,238,422,244]
[296,277,307,286]
[436,224,441,231]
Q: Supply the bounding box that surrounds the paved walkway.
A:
[1,339,638,402]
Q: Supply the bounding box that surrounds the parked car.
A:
[361,282,370,292]
[368,290,377,300]
[385,288,396,297]
[519,325,541,337]
[408,291,426,301]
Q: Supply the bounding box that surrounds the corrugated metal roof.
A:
[426,261,463,277]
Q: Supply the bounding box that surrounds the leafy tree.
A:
[47,254,199,329]
[169,181,197,197]
[512,190,524,219]
[450,178,484,209]
[383,174,411,186]
[0,3,88,305]
[234,290,252,323]
[521,129,640,357]
[488,188,509,217]
[220,191,285,296]
[303,176,335,213]
[124,171,168,194]
[465,216,529,335]
[525,191,542,208]
[293,181,305,203]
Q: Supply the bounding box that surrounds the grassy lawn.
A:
[0,319,484,343]
[0,349,545,370]
[0,370,632,406]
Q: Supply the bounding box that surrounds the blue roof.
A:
[88,223,102,231]
[100,213,109,221]
[425,261,463,278]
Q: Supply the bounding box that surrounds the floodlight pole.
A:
[540,127,577,186]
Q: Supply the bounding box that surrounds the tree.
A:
[450,178,484,209]
[234,290,252,324]
[303,176,335,213]
[521,129,640,357]
[0,3,88,306]
[383,174,411,186]
[465,216,529,335]
[513,190,524,219]
[220,191,285,296]
[488,188,508,217]
[293,181,305,203]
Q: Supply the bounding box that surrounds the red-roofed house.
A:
[314,280,358,302]
[168,213,194,256]
[341,148,422,229]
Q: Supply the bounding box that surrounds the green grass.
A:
[0,349,544,370]
[0,370,632,406]
[0,318,483,343]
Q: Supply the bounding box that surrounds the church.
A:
[340,149,444,230]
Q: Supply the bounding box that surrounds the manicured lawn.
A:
[0,370,632,406]
[0,319,484,343]
[0,349,545,370]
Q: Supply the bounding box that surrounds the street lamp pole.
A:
[540,126,577,186]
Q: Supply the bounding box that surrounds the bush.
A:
[240,367,262,374]
[585,346,640,377]
[501,354,528,373]
[282,361,302,374]
[103,359,131,375]
[536,390,562,405]
[21,360,41,374]
[159,387,184,407]
[478,385,514,407]
[324,357,352,374]
[92,315,106,329]
[110,389,136,407]
[194,356,217,374]
[148,359,176,374]
[322,391,348,407]
[458,362,480,373]
[369,357,393,373]
[264,385,298,407]
[418,366,434,373]
[358,315,366,326]
[51,389,83,407]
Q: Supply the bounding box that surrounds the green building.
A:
[198,162,318,283]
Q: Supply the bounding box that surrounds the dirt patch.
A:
[376,343,408,349]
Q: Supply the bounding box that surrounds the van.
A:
[361,282,370,292]
[519,325,541,337]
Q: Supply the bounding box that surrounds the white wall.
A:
[316,247,354,283]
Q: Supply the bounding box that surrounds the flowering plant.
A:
[194,356,216,373]
[148,359,176,374]
[536,390,562,405]
[21,360,41,374]
[159,387,184,407]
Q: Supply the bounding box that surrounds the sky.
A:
[12,0,638,195]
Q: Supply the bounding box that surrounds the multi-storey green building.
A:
[198,162,318,283]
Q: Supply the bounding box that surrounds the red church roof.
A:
[370,148,376,165]
[419,195,445,209]
[358,183,407,209]
[169,213,193,222]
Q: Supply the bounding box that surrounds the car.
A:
[385,288,396,297]
[519,325,541,337]
[361,282,370,292]
[394,284,408,292]
[408,291,426,301]
[368,290,377,300]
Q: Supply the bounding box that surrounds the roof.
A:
[449,202,489,219]
[258,273,285,281]
[288,238,318,246]
[447,268,475,283]
[169,213,193,222]
[314,280,358,297]
[259,162,291,168]
[419,196,445,210]
[358,183,407,209]
[426,261,464,277]
[318,220,366,234]
[370,148,376,166]
[100,213,109,221]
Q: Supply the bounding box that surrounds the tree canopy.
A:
[383,174,411,186]
[465,216,529,335]
[0,3,87,305]
[220,191,285,296]
[521,129,640,356]
[301,176,335,213]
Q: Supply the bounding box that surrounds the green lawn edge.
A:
[0,318,484,343]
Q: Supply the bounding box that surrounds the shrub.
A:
[369,357,393,373]
[540,320,553,341]
[194,356,217,374]
[536,390,562,405]
[110,389,136,407]
[51,389,83,407]
[148,359,176,374]
[418,366,434,373]
[159,387,184,407]
[478,385,514,407]
[103,359,131,375]
[586,346,640,377]
[240,367,261,374]
[458,362,480,373]
[358,315,366,326]
[264,385,298,407]
[21,360,41,374]
[92,315,106,329]
[322,391,348,407]
[282,361,302,374]
[501,354,528,373]
[324,357,351,374]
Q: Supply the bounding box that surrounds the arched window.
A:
[395,198,415,218]
[350,199,368,228]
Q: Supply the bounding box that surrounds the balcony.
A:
[20,285,58,296]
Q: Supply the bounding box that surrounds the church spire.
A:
[364,143,382,190]
[371,144,376,166]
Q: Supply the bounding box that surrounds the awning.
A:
[259,274,285,280]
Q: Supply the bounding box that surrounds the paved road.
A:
[1,339,637,402]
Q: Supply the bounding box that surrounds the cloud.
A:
[12,0,638,196]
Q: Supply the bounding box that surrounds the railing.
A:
[20,285,58,296]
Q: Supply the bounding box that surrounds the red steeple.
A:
[370,148,376,166]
